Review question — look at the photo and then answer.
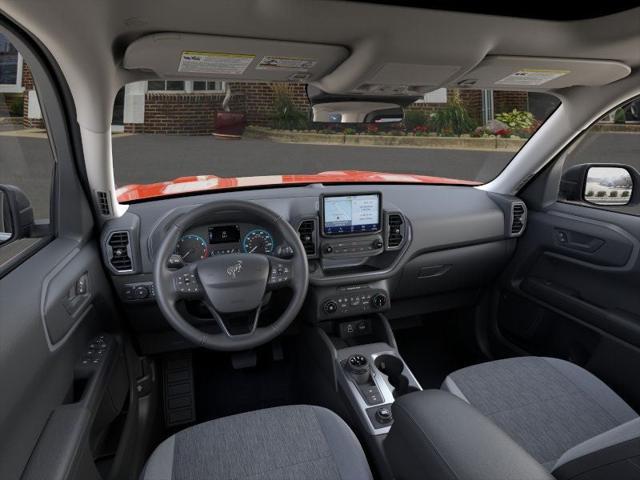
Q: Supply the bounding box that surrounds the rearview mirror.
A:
[584,166,633,206]
[0,185,34,245]
[306,85,419,124]
[311,102,404,124]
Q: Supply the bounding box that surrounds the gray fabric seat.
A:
[141,405,373,480]
[442,356,639,472]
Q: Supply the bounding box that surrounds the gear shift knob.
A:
[346,354,370,384]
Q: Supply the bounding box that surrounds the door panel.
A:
[0,236,121,479]
[0,22,138,480]
[495,201,640,411]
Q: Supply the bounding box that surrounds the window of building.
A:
[0,33,23,93]
[193,80,225,92]
[147,80,185,91]
[147,80,226,93]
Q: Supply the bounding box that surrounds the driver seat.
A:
[141,405,373,480]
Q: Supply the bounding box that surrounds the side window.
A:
[559,96,640,214]
[0,32,55,263]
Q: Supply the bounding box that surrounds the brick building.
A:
[115,80,534,135]
[13,64,541,134]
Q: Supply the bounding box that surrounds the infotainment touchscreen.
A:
[322,193,381,235]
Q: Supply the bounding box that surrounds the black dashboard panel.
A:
[101,184,523,351]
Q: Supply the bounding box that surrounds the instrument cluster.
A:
[174,224,276,263]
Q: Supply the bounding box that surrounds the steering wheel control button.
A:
[269,262,290,286]
[175,272,200,295]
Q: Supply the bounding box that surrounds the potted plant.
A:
[213,84,247,139]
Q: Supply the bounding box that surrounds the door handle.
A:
[64,273,91,317]
[554,229,604,253]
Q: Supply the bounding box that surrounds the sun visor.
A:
[452,56,631,90]
[123,33,349,83]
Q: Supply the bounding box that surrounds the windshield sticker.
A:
[495,69,570,86]
[256,56,317,72]
[178,52,255,75]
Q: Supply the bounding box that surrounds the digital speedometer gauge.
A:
[242,229,274,254]
[175,234,208,263]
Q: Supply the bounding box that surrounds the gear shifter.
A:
[346,354,371,384]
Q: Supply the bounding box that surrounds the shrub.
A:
[622,191,630,197]
[432,92,475,136]
[269,83,309,130]
[8,96,23,117]
[495,128,512,138]
[586,190,594,197]
[413,125,430,136]
[404,110,429,131]
[596,191,606,197]
[609,190,618,197]
[614,107,626,124]
[495,109,535,130]
[366,124,379,135]
[342,127,357,135]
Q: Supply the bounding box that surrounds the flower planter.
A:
[213,112,247,139]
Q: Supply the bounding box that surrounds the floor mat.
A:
[192,341,298,423]
[394,312,486,389]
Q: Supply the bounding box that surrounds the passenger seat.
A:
[442,357,640,478]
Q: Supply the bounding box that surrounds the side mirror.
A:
[560,164,635,207]
[584,166,633,206]
[0,184,34,245]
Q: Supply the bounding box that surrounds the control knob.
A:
[371,293,387,309]
[375,406,393,424]
[323,300,338,314]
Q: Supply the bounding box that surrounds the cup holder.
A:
[374,354,419,398]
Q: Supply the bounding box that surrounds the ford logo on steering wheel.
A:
[226,260,243,279]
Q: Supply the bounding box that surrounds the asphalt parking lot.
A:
[1,131,638,219]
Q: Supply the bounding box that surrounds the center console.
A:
[305,313,422,479]
[337,343,422,435]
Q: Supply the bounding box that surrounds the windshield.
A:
[112,81,560,202]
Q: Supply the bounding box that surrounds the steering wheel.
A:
[153,200,309,351]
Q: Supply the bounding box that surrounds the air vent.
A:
[298,219,317,257]
[511,203,527,236]
[96,191,111,216]
[387,213,404,248]
[108,231,132,271]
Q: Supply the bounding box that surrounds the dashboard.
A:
[174,223,278,263]
[100,184,526,353]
